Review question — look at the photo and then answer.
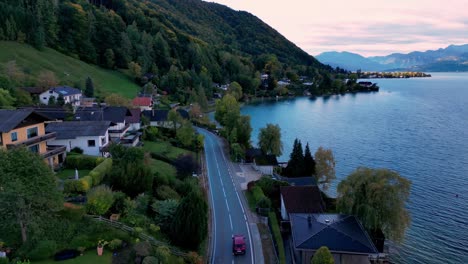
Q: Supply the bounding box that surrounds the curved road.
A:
[198,128,254,264]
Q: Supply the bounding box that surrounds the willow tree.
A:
[337,167,411,243]
[258,123,283,157]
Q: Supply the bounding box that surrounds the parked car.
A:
[232,235,246,255]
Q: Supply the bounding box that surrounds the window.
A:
[11,132,18,142]
[27,127,38,139]
[43,97,47,100]
[88,140,96,147]
[29,144,39,153]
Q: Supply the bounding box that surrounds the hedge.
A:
[65,155,102,170]
[64,179,89,194]
[251,186,270,207]
[88,158,112,186]
[268,212,286,264]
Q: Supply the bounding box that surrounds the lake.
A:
[241,72,468,264]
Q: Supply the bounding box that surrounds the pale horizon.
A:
[205,0,468,57]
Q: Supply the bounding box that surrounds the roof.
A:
[276,176,317,186]
[46,121,111,139]
[74,106,132,123]
[245,148,278,166]
[290,214,378,254]
[280,186,325,214]
[19,106,70,121]
[0,109,49,132]
[132,97,152,107]
[49,86,82,96]
[141,109,189,122]
[125,109,141,124]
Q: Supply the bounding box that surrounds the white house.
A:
[45,121,111,156]
[141,109,189,129]
[74,106,132,140]
[126,109,141,131]
[40,86,82,106]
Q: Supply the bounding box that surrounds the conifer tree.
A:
[85,76,94,97]
[284,138,305,177]
[304,143,316,176]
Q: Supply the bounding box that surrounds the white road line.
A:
[204,135,218,264]
[228,213,234,230]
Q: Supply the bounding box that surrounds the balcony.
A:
[41,145,67,159]
[6,132,57,149]
[108,124,130,134]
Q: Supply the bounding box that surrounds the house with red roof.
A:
[132,96,153,111]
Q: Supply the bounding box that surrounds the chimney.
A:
[307,215,312,227]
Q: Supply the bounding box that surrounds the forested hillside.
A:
[0,0,334,105]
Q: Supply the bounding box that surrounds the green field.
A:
[0,41,140,98]
[34,250,112,264]
[55,169,92,180]
[149,158,177,179]
[142,141,192,160]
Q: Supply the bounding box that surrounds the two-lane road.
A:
[198,128,254,264]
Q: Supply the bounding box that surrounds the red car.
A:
[232,235,246,255]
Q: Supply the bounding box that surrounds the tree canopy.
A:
[314,146,336,191]
[337,167,411,243]
[311,246,335,264]
[258,123,283,157]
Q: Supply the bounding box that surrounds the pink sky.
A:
[205,0,468,57]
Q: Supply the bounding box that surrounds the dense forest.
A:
[0,0,342,105]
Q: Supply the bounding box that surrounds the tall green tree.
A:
[258,123,283,157]
[303,143,316,176]
[85,76,94,97]
[170,191,208,249]
[311,246,334,264]
[0,88,15,108]
[337,167,411,243]
[228,81,243,101]
[284,138,304,177]
[168,109,182,133]
[0,148,63,244]
[57,93,65,106]
[314,146,336,191]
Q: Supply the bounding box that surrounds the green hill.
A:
[0,41,140,98]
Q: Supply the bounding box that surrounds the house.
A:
[290,213,378,264]
[358,81,373,88]
[0,109,67,169]
[46,121,111,157]
[141,109,189,129]
[39,86,82,106]
[275,175,316,187]
[80,97,96,107]
[245,148,278,175]
[132,96,153,111]
[74,106,132,140]
[280,186,325,221]
[126,109,141,131]
[19,106,71,121]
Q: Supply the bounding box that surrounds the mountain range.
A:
[316,44,468,72]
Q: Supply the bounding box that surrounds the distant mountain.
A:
[317,44,468,72]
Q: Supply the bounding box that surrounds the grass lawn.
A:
[34,250,112,264]
[143,141,192,160]
[0,41,140,98]
[149,158,177,179]
[55,169,92,180]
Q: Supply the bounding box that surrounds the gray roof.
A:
[290,213,378,254]
[50,86,82,96]
[46,121,111,139]
[280,186,325,214]
[0,109,49,132]
[74,106,131,123]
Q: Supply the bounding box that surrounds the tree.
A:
[85,77,94,97]
[303,143,316,176]
[314,146,336,191]
[258,123,283,156]
[37,71,58,89]
[104,93,131,108]
[129,61,142,79]
[0,88,16,108]
[104,48,115,69]
[173,154,198,180]
[176,121,195,148]
[228,81,243,101]
[152,199,179,232]
[311,246,334,264]
[337,167,411,243]
[214,94,240,129]
[168,109,182,133]
[170,191,208,249]
[47,95,56,105]
[109,144,153,197]
[284,138,304,177]
[86,185,115,215]
[0,148,62,244]
[57,93,65,106]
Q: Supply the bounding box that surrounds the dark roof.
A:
[46,121,111,139]
[141,109,189,122]
[0,109,49,132]
[74,106,131,123]
[276,175,317,186]
[281,186,325,214]
[290,214,378,254]
[19,106,70,121]
[50,86,82,96]
[126,109,141,124]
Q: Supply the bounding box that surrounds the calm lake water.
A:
[241,73,468,264]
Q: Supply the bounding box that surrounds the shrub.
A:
[251,186,270,209]
[257,197,272,209]
[268,212,286,264]
[80,175,93,187]
[89,159,112,186]
[63,180,89,194]
[27,240,57,260]
[60,203,86,220]
[186,251,203,264]
[142,256,159,264]
[69,234,95,250]
[155,185,180,200]
[110,191,131,216]
[108,239,122,250]
[312,246,335,264]
[70,147,84,154]
[152,199,178,232]
[86,185,115,215]
[65,155,98,170]
[0,258,8,264]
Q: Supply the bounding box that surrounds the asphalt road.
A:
[198,128,254,264]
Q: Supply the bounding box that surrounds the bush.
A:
[250,186,270,208]
[69,235,95,250]
[70,147,84,154]
[88,159,112,186]
[27,240,57,260]
[155,185,180,200]
[257,197,272,209]
[110,191,131,216]
[86,185,115,215]
[0,258,8,264]
[63,180,89,194]
[65,155,98,170]
[81,175,93,187]
[312,246,335,264]
[108,239,122,250]
[268,212,286,264]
